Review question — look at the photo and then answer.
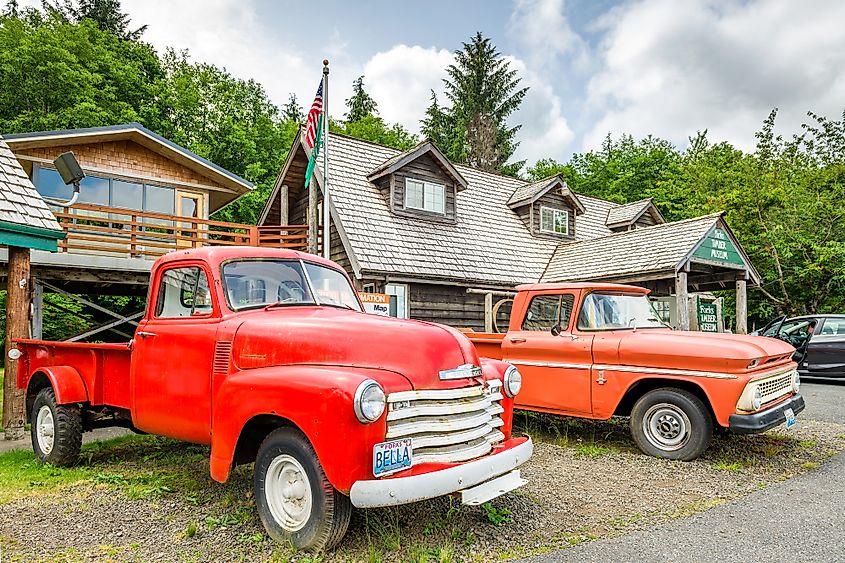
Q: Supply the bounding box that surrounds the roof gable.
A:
[605,198,665,228]
[3,123,254,198]
[507,175,586,214]
[367,140,468,191]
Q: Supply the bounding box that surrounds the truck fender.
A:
[27,366,89,408]
[209,365,405,491]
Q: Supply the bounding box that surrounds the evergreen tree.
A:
[42,0,146,40]
[281,93,303,123]
[442,32,528,174]
[420,90,452,150]
[2,0,19,18]
[344,75,378,122]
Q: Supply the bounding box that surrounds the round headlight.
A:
[503,365,522,397]
[7,348,22,360]
[793,371,800,393]
[752,386,763,410]
[354,379,385,423]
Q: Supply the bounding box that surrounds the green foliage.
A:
[480,502,512,526]
[422,32,528,175]
[333,114,416,151]
[345,75,378,122]
[44,0,147,40]
[281,93,303,123]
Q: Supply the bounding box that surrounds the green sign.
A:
[697,301,719,332]
[691,228,745,267]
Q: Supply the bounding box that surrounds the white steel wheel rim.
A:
[265,454,313,532]
[36,406,55,455]
[642,403,690,451]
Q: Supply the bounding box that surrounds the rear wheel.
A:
[630,388,712,461]
[254,428,351,551]
[30,387,82,466]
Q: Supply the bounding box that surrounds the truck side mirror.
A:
[550,323,562,337]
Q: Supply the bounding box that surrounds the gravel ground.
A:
[0,414,842,562]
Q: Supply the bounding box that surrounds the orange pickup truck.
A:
[468,283,804,460]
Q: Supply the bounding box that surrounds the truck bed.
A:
[14,339,133,409]
[465,332,505,361]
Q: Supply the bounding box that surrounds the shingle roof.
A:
[368,139,468,190]
[541,213,723,282]
[0,136,63,232]
[326,134,559,286]
[605,197,665,228]
[507,177,555,206]
[574,194,616,240]
[506,175,585,214]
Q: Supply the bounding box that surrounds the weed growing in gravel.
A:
[574,444,614,458]
[481,502,512,526]
[801,461,819,470]
[799,439,818,448]
[712,460,746,471]
[365,509,402,551]
[183,522,198,538]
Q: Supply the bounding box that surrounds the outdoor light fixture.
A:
[50,151,85,207]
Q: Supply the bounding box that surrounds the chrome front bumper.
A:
[348,437,533,508]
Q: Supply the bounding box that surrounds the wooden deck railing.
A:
[52,203,308,258]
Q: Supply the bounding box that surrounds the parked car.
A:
[467,283,803,461]
[10,247,532,551]
[753,314,845,380]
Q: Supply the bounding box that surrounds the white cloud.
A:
[507,0,590,71]
[583,0,845,151]
[363,45,454,134]
[507,57,575,165]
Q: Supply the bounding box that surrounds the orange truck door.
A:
[505,291,594,415]
[131,262,219,443]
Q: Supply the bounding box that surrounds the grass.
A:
[574,443,615,458]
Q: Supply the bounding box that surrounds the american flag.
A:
[304,81,324,149]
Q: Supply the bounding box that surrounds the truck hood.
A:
[231,307,480,389]
[609,330,796,374]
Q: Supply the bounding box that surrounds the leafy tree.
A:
[344,75,377,122]
[331,114,416,151]
[281,93,303,123]
[428,32,528,175]
[41,0,146,40]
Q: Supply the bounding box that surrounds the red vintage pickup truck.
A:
[468,283,803,460]
[11,247,532,550]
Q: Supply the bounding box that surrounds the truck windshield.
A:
[222,259,362,312]
[577,292,666,331]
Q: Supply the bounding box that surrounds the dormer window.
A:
[405,178,445,214]
[540,206,569,235]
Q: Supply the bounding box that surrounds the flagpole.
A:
[321,59,331,259]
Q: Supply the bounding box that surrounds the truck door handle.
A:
[509,337,526,344]
[136,331,156,338]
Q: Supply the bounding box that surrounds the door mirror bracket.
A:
[550,324,562,337]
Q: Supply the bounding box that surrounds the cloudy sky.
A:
[25,0,845,165]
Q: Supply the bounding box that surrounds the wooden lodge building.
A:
[260,131,760,333]
[0,123,306,341]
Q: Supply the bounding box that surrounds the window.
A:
[540,207,569,235]
[522,294,575,331]
[651,299,672,323]
[577,292,665,331]
[820,319,844,336]
[405,178,445,214]
[221,259,361,312]
[385,283,409,318]
[33,165,176,214]
[155,266,213,318]
[362,283,376,293]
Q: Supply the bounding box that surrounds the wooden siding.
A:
[635,210,659,228]
[390,153,457,222]
[17,141,224,191]
[409,282,486,330]
[531,191,576,241]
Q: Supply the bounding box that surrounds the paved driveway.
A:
[527,382,845,563]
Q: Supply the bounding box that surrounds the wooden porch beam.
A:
[3,246,30,440]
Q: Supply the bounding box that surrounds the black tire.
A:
[630,387,713,461]
[30,387,82,466]
[254,428,352,551]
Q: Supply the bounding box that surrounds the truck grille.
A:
[758,370,795,404]
[385,380,505,466]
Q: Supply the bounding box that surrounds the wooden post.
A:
[307,178,319,254]
[31,278,43,340]
[279,185,289,225]
[484,292,494,333]
[3,246,31,440]
[675,271,689,331]
[736,277,748,334]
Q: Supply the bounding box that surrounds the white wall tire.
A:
[253,428,351,551]
[30,387,82,466]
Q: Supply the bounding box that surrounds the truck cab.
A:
[468,282,803,460]
[12,247,532,551]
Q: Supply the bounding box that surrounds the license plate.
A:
[373,438,413,477]
[784,407,796,429]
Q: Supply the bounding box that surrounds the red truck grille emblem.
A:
[213,341,233,375]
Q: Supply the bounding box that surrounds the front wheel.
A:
[630,388,713,461]
[254,428,351,551]
[30,387,82,466]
